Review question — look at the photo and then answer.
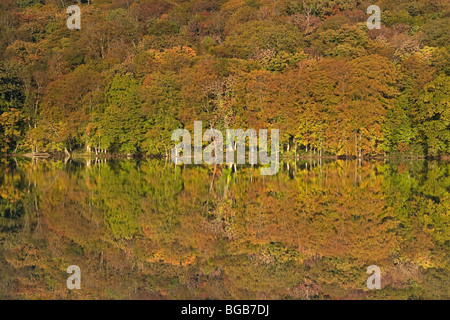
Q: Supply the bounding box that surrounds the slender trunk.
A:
[359,133,362,158]
[294,139,297,159]
[64,148,71,158]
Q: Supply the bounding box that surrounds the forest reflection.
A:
[0,157,448,299]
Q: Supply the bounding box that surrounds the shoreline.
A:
[1,153,449,162]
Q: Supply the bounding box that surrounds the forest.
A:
[0,0,449,158]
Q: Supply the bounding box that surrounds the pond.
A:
[0,157,448,299]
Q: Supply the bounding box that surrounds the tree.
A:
[0,63,25,153]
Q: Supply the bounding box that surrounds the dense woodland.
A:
[0,0,449,157]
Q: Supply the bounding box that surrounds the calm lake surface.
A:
[0,157,448,299]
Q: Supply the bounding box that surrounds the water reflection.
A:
[0,157,448,299]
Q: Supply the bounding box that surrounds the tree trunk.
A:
[64,148,71,158]
[294,139,297,159]
[359,133,362,158]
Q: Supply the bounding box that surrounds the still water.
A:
[0,157,448,299]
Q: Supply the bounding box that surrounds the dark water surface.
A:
[0,157,448,299]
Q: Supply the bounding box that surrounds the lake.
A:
[0,157,448,299]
